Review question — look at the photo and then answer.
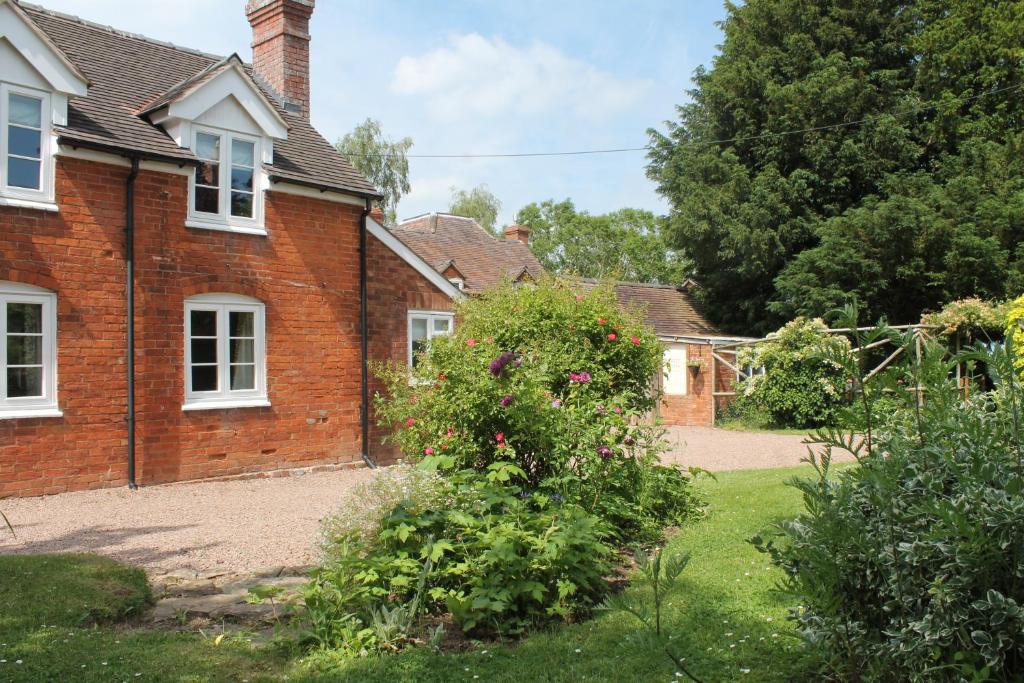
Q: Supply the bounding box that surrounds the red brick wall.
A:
[0,158,130,497]
[657,342,735,427]
[366,233,454,462]
[0,155,379,496]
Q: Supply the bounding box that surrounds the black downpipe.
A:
[125,157,140,489]
[359,199,376,469]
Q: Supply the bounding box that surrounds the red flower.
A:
[466,338,477,347]
[405,417,416,428]
[438,371,448,381]
[598,318,607,325]
[424,447,434,455]
[608,333,617,341]
[441,443,448,450]
[498,442,507,449]
[630,336,641,346]
[495,432,505,442]
[446,428,454,438]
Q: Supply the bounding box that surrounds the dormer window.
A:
[0,84,53,208]
[187,126,264,235]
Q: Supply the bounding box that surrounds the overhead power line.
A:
[345,81,1023,160]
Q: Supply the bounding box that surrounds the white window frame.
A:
[0,282,61,419]
[407,310,454,368]
[183,293,268,410]
[186,125,265,235]
[447,277,465,291]
[662,344,688,396]
[0,83,55,210]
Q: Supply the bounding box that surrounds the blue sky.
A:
[37,0,728,225]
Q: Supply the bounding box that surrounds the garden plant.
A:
[754,306,1024,681]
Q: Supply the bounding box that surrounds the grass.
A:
[0,466,823,682]
[716,417,814,436]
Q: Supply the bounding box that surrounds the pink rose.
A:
[424,447,434,455]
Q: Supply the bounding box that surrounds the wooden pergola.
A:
[708,324,939,424]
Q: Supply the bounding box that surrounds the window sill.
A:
[185,217,267,236]
[0,195,58,212]
[0,407,63,420]
[182,398,271,412]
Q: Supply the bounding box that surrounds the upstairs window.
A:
[188,127,263,234]
[184,294,268,410]
[0,282,59,418]
[0,84,53,208]
[408,311,453,369]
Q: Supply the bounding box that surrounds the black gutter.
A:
[359,199,376,469]
[125,156,140,489]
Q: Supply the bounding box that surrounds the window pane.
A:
[9,126,41,158]
[8,367,42,397]
[190,310,217,336]
[194,186,219,214]
[231,139,254,166]
[190,338,217,364]
[230,364,255,390]
[230,167,253,192]
[196,133,220,161]
[7,335,41,365]
[230,192,253,218]
[8,157,40,189]
[230,338,254,364]
[191,365,218,392]
[9,94,41,128]
[410,317,428,341]
[229,311,254,337]
[8,303,42,333]
[433,318,451,334]
[196,161,219,187]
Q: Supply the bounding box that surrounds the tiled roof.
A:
[579,280,721,338]
[21,2,379,198]
[390,214,546,293]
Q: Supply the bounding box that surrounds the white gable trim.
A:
[162,64,288,140]
[0,1,88,96]
[367,217,464,301]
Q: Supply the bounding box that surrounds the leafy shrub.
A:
[755,314,1024,681]
[1006,294,1024,378]
[305,464,612,650]
[922,297,1009,339]
[735,317,848,428]
[373,277,702,543]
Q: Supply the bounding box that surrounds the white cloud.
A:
[391,34,651,123]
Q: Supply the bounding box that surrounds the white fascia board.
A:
[169,66,288,140]
[0,1,88,95]
[366,216,464,301]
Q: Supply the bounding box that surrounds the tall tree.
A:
[647,0,1024,335]
[450,184,501,234]
[337,118,412,224]
[515,199,691,285]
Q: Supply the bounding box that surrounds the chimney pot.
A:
[503,224,531,246]
[246,0,315,118]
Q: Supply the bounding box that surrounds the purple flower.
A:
[551,399,562,409]
[596,405,606,415]
[489,351,517,377]
[500,394,515,407]
[613,406,622,415]
[513,356,523,368]
[597,445,613,460]
[551,493,564,503]
[569,371,592,384]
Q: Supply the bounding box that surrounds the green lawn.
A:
[716,418,812,437]
[0,466,822,682]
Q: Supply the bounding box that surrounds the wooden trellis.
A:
[709,324,939,424]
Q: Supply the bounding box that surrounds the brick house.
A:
[0,0,462,497]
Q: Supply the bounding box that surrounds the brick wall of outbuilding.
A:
[0,155,402,496]
[657,342,735,427]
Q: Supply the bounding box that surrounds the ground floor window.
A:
[663,344,688,396]
[408,311,454,368]
[184,293,267,409]
[0,282,59,417]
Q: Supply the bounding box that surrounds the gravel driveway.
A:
[0,467,375,575]
[1,429,852,575]
[662,426,853,471]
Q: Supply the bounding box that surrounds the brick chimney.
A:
[503,224,531,245]
[245,0,315,118]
